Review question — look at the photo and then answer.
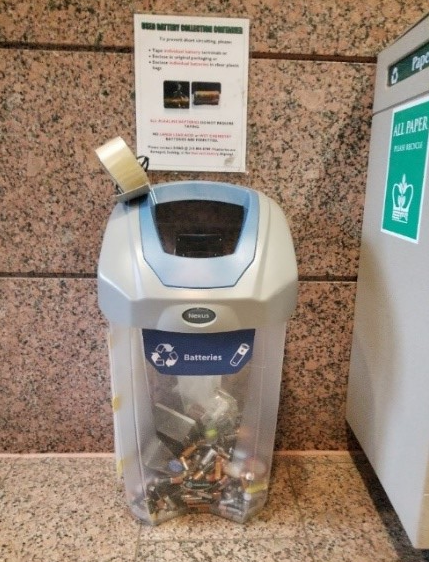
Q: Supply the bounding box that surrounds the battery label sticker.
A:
[381,96,429,243]
[142,329,254,375]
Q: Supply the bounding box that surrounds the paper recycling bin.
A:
[98,180,298,525]
[347,14,429,548]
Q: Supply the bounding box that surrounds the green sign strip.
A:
[388,40,429,86]
[381,96,429,243]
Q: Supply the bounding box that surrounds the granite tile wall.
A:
[1,1,427,452]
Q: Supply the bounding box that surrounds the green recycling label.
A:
[381,96,429,243]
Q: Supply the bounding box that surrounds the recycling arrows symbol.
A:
[390,66,399,85]
[151,343,179,367]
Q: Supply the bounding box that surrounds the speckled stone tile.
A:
[1,50,373,277]
[2,454,429,562]
[0,456,140,562]
[277,282,356,451]
[0,0,427,56]
[287,455,429,562]
[283,451,362,464]
[0,49,134,274]
[0,278,111,453]
[0,455,311,561]
[145,537,313,561]
[247,60,374,277]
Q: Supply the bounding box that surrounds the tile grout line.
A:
[0,273,357,283]
[285,459,318,562]
[0,41,377,65]
[0,460,17,488]
[0,450,362,459]
[0,273,97,279]
[275,449,362,457]
[133,523,144,562]
[0,452,115,459]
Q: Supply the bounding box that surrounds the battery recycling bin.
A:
[98,180,298,525]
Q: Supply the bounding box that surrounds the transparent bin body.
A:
[98,181,298,525]
[108,322,287,525]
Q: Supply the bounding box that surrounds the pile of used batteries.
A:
[135,389,268,524]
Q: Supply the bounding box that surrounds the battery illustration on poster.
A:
[134,15,249,172]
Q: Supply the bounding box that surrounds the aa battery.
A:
[142,418,269,524]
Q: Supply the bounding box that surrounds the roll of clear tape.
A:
[95,136,150,202]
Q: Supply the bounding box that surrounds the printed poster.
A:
[381,95,429,243]
[134,14,249,172]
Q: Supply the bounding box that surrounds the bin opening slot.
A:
[155,200,244,257]
[175,233,223,258]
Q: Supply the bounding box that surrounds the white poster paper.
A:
[134,14,249,172]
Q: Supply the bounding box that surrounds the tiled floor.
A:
[1,453,428,562]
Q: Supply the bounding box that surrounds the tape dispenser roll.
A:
[95,136,150,202]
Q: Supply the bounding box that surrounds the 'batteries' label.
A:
[142,329,255,375]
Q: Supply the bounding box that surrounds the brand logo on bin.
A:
[182,308,216,324]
